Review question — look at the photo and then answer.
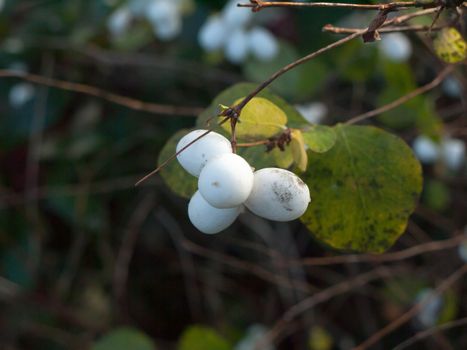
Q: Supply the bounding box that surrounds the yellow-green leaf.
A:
[302,125,337,153]
[221,97,287,140]
[272,146,294,169]
[433,27,467,63]
[291,129,308,172]
[300,125,422,253]
[178,325,231,350]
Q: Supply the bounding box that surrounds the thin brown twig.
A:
[113,194,155,319]
[291,233,465,267]
[354,264,467,350]
[323,24,445,34]
[346,65,454,124]
[0,70,203,116]
[393,317,467,350]
[235,32,363,113]
[239,0,419,11]
[264,266,403,346]
[181,239,315,293]
[134,118,230,186]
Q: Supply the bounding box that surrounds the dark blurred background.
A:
[0,0,466,349]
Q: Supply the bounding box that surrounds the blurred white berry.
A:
[107,7,133,37]
[248,27,279,62]
[441,138,465,171]
[412,135,440,164]
[225,29,250,64]
[235,324,275,350]
[152,13,182,41]
[379,33,412,62]
[414,288,443,328]
[0,0,5,12]
[442,76,462,98]
[295,102,328,124]
[198,15,228,52]
[9,83,35,108]
[223,0,252,28]
[458,239,467,263]
[146,0,177,24]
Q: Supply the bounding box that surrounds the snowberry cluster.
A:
[198,0,279,64]
[176,130,311,234]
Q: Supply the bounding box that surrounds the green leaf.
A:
[221,97,287,140]
[178,325,231,350]
[196,83,307,133]
[92,327,156,350]
[158,129,198,199]
[302,125,337,153]
[300,125,422,253]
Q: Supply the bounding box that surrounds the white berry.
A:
[380,33,412,62]
[248,27,279,62]
[176,130,232,177]
[245,168,310,221]
[441,138,465,171]
[225,29,249,64]
[198,153,254,208]
[222,0,252,28]
[412,135,439,164]
[188,191,242,234]
[198,15,227,52]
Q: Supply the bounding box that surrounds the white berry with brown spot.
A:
[188,191,242,234]
[176,129,232,177]
[245,168,310,221]
[198,153,254,208]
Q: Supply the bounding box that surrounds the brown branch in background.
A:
[354,264,467,350]
[239,0,420,11]
[113,194,155,319]
[0,70,203,117]
[393,317,467,350]
[346,65,454,125]
[323,24,445,34]
[290,233,465,267]
[264,266,403,346]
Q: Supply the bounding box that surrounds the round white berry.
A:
[146,0,177,25]
[245,168,310,222]
[412,135,440,164]
[152,13,181,41]
[107,7,133,37]
[9,83,35,108]
[222,0,252,28]
[188,191,242,234]
[295,102,328,125]
[441,138,465,171]
[414,288,443,328]
[248,27,279,62]
[442,76,462,98]
[198,15,227,52]
[379,33,412,62]
[225,29,249,64]
[198,153,254,208]
[176,130,232,177]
